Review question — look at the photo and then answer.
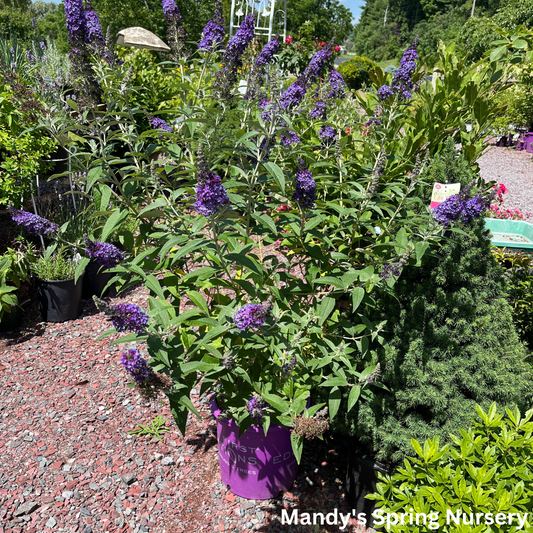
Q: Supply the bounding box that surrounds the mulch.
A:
[0,285,373,533]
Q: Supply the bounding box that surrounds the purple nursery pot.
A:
[211,397,298,500]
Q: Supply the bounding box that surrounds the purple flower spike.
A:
[162,0,181,21]
[234,300,273,331]
[292,158,316,209]
[279,80,307,111]
[327,69,346,99]
[310,101,327,120]
[195,172,230,217]
[303,46,332,85]
[84,0,104,45]
[64,0,88,43]
[149,116,173,133]
[280,130,300,146]
[380,262,402,280]
[377,85,394,100]
[84,237,126,268]
[9,207,59,236]
[223,14,255,68]
[198,2,225,52]
[247,394,269,422]
[256,38,280,67]
[121,348,153,384]
[319,125,337,146]
[110,303,149,334]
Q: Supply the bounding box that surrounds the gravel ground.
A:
[0,287,371,533]
[478,143,533,219]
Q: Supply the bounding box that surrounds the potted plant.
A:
[32,248,85,322]
[0,241,36,331]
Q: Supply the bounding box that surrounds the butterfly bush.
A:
[84,0,104,46]
[121,348,153,384]
[64,0,87,43]
[433,185,490,227]
[9,208,59,236]
[78,13,469,458]
[149,116,173,133]
[378,38,419,101]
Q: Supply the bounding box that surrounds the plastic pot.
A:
[82,260,113,298]
[211,397,298,500]
[345,438,392,528]
[37,276,83,322]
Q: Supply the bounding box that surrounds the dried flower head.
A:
[292,407,329,439]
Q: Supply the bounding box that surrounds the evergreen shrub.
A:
[338,56,377,91]
[334,143,533,465]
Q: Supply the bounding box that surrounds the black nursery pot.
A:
[345,438,392,528]
[82,260,113,299]
[37,276,83,322]
[0,304,22,333]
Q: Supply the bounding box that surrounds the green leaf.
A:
[186,290,209,315]
[263,161,285,193]
[101,209,128,243]
[75,257,90,284]
[328,387,341,420]
[490,45,507,62]
[347,385,361,412]
[352,287,365,313]
[316,297,336,326]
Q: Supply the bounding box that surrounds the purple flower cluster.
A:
[377,85,394,100]
[150,116,173,133]
[195,171,230,217]
[378,38,419,101]
[198,2,225,52]
[9,207,58,236]
[433,191,489,227]
[84,0,104,45]
[280,130,300,146]
[121,348,153,384]
[319,125,337,146]
[310,101,327,120]
[391,38,418,100]
[162,0,181,21]
[293,159,316,209]
[380,262,402,280]
[279,80,307,111]
[222,14,255,68]
[282,356,297,373]
[256,38,280,67]
[303,47,332,85]
[247,395,269,422]
[327,69,346,99]
[365,118,382,127]
[110,303,149,334]
[85,238,126,268]
[64,0,88,43]
[234,301,272,331]
[25,50,35,63]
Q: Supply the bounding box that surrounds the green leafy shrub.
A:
[338,56,377,91]
[492,247,533,348]
[32,250,77,281]
[0,80,57,208]
[368,403,533,532]
[333,143,532,465]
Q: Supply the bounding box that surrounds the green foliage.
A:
[0,240,35,322]
[127,415,169,442]
[32,249,77,281]
[117,48,183,113]
[368,403,533,532]
[492,248,533,348]
[333,144,532,464]
[337,55,377,91]
[0,81,57,208]
[286,0,353,43]
[0,7,34,45]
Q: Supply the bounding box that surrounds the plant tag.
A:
[430,183,460,208]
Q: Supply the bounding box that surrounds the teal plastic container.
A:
[484,218,533,252]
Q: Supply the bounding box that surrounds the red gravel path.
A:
[0,285,371,533]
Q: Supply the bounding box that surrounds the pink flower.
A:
[335,46,340,51]
[320,42,326,47]
[285,36,292,43]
